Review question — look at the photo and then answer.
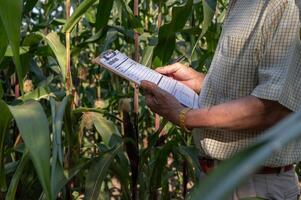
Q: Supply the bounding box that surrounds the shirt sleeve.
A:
[251,0,301,112]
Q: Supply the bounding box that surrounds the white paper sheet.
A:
[96,50,199,109]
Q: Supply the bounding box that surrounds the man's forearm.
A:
[185,95,292,131]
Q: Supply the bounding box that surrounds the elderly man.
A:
[141,0,301,199]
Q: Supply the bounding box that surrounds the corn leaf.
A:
[149,140,176,197]
[190,0,217,60]
[0,100,12,192]
[115,0,143,32]
[153,0,193,66]
[5,150,30,200]
[50,96,69,196]
[189,112,301,200]
[62,0,98,33]
[52,159,91,197]
[45,32,66,81]
[4,162,19,175]
[202,0,216,34]
[110,161,131,200]
[0,19,8,64]
[0,82,3,99]
[19,87,52,101]
[0,0,23,93]
[141,46,155,67]
[38,32,66,82]
[85,144,123,200]
[175,146,202,183]
[8,101,52,200]
[4,46,30,57]
[95,0,114,31]
[92,112,120,146]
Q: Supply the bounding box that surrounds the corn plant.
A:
[2,0,300,200]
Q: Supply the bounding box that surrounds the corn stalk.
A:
[133,0,139,120]
[155,2,162,131]
[132,1,139,199]
[64,0,73,199]
[65,0,72,95]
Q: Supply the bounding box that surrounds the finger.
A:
[144,93,152,99]
[151,84,169,98]
[155,63,181,75]
[145,95,155,107]
[145,95,151,105]
[142,81,170,101]
[140,80,158,93]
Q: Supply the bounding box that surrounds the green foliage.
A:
[202,0,217,34]
[8,101,52,199]
[50,96,69,196]
[3,0,299,199]
[6,151,30,200]
[52,159,91,197]
[141,46,155,67]
[92,112,121,146]
[19,87,52,101]
[0,0,23,92]
[85,144,123,199]
[115,0,143,32]
[0,0,221,198]
[191,0,217,59]
[23,0,39,14]
[63,0,98,33]
[38,32,67,82]
[153,0,194,66]
[176,145,202,183]
[0,20,8,64]
[95,0,114,31]
[0,83,3,99]
[0,101,12,192]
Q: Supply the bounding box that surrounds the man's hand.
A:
[140,80,185,125]
[156,62,205,93]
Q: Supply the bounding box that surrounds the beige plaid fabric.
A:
[193,0,301,167]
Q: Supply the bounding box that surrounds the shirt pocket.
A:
[218,34,260,64]
[207,34,261,99]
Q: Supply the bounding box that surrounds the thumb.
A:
[155,63,181,75]
[140,80,158,94]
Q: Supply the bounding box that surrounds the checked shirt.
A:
[193,0,301,167]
